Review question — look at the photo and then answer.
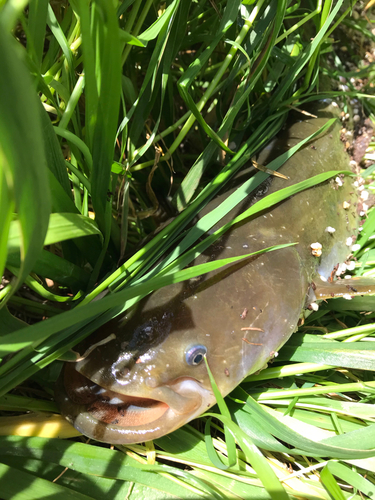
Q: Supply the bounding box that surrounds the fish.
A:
[55,102,364,444]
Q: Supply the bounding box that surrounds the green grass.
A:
[1,0,375,498]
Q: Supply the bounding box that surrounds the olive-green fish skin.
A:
[56,104,359,444]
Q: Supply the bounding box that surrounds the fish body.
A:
[56,104,359,444]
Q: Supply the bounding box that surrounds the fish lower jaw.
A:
[72,399,212,445]
[56,368,214,444]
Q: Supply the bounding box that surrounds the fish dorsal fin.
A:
[314,277,375,300]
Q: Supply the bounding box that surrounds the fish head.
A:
[56,289,223,444]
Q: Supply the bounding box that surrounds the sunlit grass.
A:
[1,0,375,498]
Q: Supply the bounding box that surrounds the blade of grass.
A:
[0,308,28,336]
[7,268,82,303]
[277,334,375,371]
[204,357,237,471]
[0,462,95,500]
[75,0,121,244]
[46,4,74,72]
[7,213,102,255]
[324,461,375,499]
[27,0,49,70]
[320,465,346,500]
[39,104,72,198]
[233,388,375,459]
[0,157,14,280]
[203,413,290,500]
[6,249,90,290]
[0,28,51,307]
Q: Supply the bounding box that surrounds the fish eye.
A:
[185,345,207,366]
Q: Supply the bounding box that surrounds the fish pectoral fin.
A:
[314,277,375,300]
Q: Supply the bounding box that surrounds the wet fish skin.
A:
[56,104,359,444]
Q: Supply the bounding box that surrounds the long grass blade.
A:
[0,29,51,307]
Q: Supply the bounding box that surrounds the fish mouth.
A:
[55,363,214,444]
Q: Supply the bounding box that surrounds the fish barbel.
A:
[55,103,366,444]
